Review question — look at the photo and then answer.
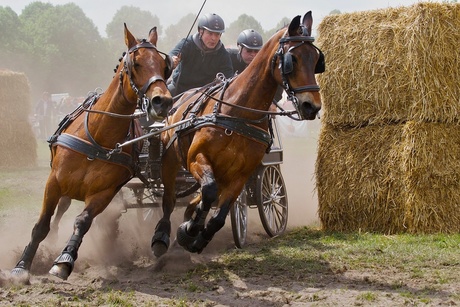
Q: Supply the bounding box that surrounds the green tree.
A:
[224,14,264,47]
[0,7,21,51]
[106,5,161,56]
[264,17,291,40]
[162,13,197,53]
[19,2,112,98]
[0,6,29,72]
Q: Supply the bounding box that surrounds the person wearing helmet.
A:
[228,29,263,74]
[167,13,233,96]
[228,29,283,104]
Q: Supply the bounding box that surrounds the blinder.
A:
[282,44,325,75]
[314,46,325,74]
[282,53,294,75]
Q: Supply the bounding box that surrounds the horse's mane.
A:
[275,24,289,32]
[266,26,288,47]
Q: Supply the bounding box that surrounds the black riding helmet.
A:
[237,29,263,50]
[198,13,225,33]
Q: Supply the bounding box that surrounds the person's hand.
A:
[172,54,181,69]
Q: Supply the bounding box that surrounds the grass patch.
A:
[196,227,460,293]
[0,141,50,211]
[356,291,378,302]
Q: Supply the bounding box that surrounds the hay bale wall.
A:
[316,124,406,233]
[317,2,460,126]
[315,3,460,233]
[316,122,460,233]
[0,70,37,168]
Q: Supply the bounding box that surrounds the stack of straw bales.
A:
[315,2,460,233]
[0,70,37,168]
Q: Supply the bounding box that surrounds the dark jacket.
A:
[227,48,247,74]
[168,33,233,96]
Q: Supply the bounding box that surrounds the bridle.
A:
[119,39,171,115]
[271,28,324,118]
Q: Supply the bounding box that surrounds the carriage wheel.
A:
[230,188,248,248]
[137,207,158,225]
[134,186,162,225]
[256,165,288,237]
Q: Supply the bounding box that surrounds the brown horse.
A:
[151,11,323,257]
[11,25,173,281]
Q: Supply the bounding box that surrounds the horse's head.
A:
[273,11,324,120]
[122,24,173,120]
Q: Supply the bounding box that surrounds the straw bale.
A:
[316,2,460,127]
[0,70,32,121]
[401,121,460,233]
[316,121,460,234]
[0,119,37,168]
[0,71,37,168]
[316,123,406,233]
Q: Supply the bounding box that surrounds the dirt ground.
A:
[0,121,458,306]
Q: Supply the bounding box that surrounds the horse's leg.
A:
[176,159,218,253]
[151,158,180,257]
[48,196,71,243]
[11,176,62,280]
[189,198,232,253]
[48,190,116,280]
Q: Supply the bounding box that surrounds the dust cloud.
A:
[280,119,321,228]
[0,116,321,279]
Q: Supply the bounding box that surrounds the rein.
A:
[80,105,145,119]
[202,89,297,117]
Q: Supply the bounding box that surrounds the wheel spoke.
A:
[257,165,288,237]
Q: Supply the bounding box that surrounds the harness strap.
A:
[167,114,272,150]
[48,93,100,144]
[54,133,135,175]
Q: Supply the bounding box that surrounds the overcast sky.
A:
[3,0,438,36]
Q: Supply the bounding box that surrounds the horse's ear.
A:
[288,15,301,37]
[148,26,158,46]
[124,23,137,49]
[302,11,313,36]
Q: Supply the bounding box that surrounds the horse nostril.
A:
[300,101,321,120]
[149,95,173,118]
[302,101,320,112]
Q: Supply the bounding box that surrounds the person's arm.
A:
[169,38,188,68]
[169,38,186,57]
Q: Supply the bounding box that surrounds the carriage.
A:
[12,12,323,282]
[121,116,288,248]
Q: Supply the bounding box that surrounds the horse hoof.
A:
[176,222,195,248]
[190,233,212,254]
[152,242,168,258]
[151,231,170,257]
[10,267,30,284]
[49,263,70,281]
